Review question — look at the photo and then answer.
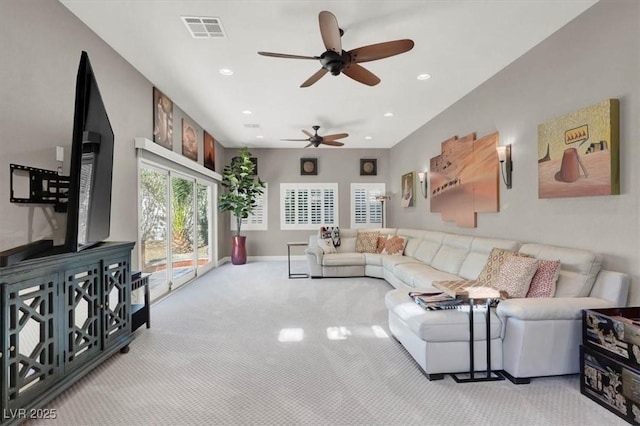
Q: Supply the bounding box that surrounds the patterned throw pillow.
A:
[318,238,337,254]
[356,231,380,253]
[320,226,341,247]
[476,248,527,287]
[492,256,540,298]
[526,260,561,298]
[376,236,388,253]
[381,235,408,256]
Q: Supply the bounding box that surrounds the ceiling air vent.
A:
[182,16,226,39]
[243,124,260,129]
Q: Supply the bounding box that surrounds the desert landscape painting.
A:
[429,132,499,228]
[538,99,619,198]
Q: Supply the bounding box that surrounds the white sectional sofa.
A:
[305,228,630,383]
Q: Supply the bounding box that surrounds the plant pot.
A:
[231,236,247,265]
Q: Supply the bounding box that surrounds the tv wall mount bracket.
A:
[9,164,69,212]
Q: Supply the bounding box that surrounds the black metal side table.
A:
[451,297,504,383]
[287,242,309,279]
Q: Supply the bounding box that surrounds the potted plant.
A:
[218,147,265,265]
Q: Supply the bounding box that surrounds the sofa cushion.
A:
[322,253,365,266]
[356,231,380,253]
[399,263,462,288]
[381,235,408,255]
[382,255,420,272]
[492,256,539,298]
[518,243,602,297]
[396,229,426,257]
[430,234,473,275]
[412,231,446,265]
[364,253,384,266]
[526,260,561,298]
[318,238,337,254]
[337,237,357,253]
[458,237,521,281]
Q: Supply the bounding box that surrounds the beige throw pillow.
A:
[356,231,380,253]
[492,256,540,298]
[476,248,527,287]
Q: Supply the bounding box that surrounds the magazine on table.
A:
[408,291,464,311]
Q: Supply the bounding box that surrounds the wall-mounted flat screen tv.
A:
[65,51,114,252]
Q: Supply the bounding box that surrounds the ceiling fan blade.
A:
[300,68,329,87]
[322,133,349,141]
[321,140,344,146]
[349,39,415,63]
[342,64,380,86]
[258,51,318,60]
[304,143,313,148]
[302,129,313,137]
[319,11,342,53]
[281,138,310,141]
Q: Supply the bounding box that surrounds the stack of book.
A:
[408,291,464,311]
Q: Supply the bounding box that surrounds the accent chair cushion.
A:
[356,231,380,253]
[492,256,540,298]
[526,260,561,298]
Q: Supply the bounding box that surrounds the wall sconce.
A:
[417,171,428,198]
[496,144,512,189]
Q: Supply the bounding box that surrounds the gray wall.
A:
[219,148,389,257]
[0,0,223,269]
[388,0,640,304]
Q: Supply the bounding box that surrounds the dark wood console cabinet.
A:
[0,242,134,425]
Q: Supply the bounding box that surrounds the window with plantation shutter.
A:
[280,183,338,230]
[231,183,268,231]
[350,183,385,228]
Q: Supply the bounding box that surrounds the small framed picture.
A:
[181,118,198,161]
[203,131,215,171]
[300,158,317,175]
[360,158,377,176]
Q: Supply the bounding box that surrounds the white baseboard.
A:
[217,255,305,264]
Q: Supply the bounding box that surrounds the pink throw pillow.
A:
[526,260,561,298]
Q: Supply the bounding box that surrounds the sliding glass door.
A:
[139,163,215,301]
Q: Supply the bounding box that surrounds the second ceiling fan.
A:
[258,10,414,87]
[282,125,348,148]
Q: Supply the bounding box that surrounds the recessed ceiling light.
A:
[256,135,264,139]
[242,110,252,115]
[383,112,394,117]
[364,136,372,140]
[219,68,234,76]
[417,73,431,80]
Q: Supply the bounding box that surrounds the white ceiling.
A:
[60,0,598,149]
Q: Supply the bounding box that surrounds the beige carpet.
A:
[29,260,625,425]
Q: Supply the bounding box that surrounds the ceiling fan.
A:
[282,125,348,148]
[258,10,414,87]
